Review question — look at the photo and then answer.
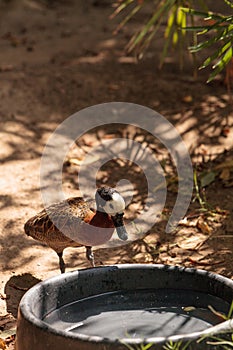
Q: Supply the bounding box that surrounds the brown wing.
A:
[24,197,95,251]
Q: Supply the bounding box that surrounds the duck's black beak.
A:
[111,213,128,241]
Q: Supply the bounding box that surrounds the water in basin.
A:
[43,289,229,340]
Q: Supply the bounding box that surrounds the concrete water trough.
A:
[16,264,233,350]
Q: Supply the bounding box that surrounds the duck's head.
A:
[95,187,128,241]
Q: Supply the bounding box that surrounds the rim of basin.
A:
[18,264,233,345]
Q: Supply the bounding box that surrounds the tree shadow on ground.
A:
[0,0,232,281]
[92,148,233,278]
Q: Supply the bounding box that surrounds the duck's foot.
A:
[57,251,66,273]
[85,246,95,267]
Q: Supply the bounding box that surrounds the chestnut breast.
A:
[72,210,115,246]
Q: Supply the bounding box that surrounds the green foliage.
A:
[122,342,153,350]
[112,0,201,68]
[113,0,233,82]
[163,340,191,350]
[122,336,233,349]
[183,5,233,82]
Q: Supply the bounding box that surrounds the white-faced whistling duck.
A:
[24,186,128,273]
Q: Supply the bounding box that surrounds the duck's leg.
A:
[85,246,95,267]
[57,251,66,273]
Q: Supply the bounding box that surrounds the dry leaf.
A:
[0,314,16,333]
[208,305,226,321]
[82,138,95,147]
[199,144,208,155]
[68,155,99,165]
[0,65,14,72]
[177,234,205,250]
[0,314,16,347]
[0,294,7,301]
[182,95,193,103]
[0,329,16,340]
[220,127,230,137]
[183,306,196,312]
[219,167,230,181]
[0,338,6,350]
[108,84,120,91]
[224,180,233,187]
[153,181,166,193]
[214,160,233,170]
[179,217,198,227]
[197,218,211,234]
[103,134,116,139]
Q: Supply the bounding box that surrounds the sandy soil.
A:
[0,1,233,348]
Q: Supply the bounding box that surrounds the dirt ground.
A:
[0,0,233,348]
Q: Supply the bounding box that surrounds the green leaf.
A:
[207,45,233,82]
[141,343,153,350]
[189,29,225,52]
[224,0,233,8]
[111,0,134,17]
[165,6,176,38]
[180,7,187,36]
[200,40,232,69]
[173,31,179,45]
[161,14,176,66]
[200,171,216,188]
[213,45,233,69]
[181,7,224,21]
[114,3,143,34]
[227,300,233,319]
[182,25,213,32]
[127,0,176,52]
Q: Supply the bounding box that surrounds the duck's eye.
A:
[109,203,114,210]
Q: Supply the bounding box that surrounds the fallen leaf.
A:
[103,134,116,139]
[223,180,233,187]
[0,314,16,332]
[182,95,193,103]
[108,83,120,91]
[0,338,6,350]
[200,171,216,188]
[68,155,99,165]
[82,137,96,147]
[0,65,14,72]
[179,217,198,227]
[187,257,200,265]
[187,257,214,266]
[215,207,229,216]
[0,329,16,340]
[219,167,231,181]
[214,160,233,170]
[153,181,166,192]
[199,144,208,155]
[208,305,227,321]
[183,306,196,312]
[220,127,230,137]
[177,234,206,250]
[197,218,212,234]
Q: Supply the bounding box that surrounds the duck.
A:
[24,186,128,273]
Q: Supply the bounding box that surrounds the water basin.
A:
[16,264,233,350]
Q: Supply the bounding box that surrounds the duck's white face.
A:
[96,187,128,241]
[103,192,125,215]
